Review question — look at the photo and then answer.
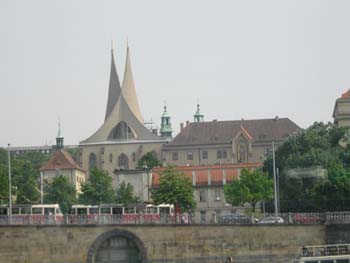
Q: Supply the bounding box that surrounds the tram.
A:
[69,203,174,224]
[0,204,63,224]
[296,244,350,263]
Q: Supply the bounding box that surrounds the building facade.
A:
[163,117,300,166]
[333,89,350,127]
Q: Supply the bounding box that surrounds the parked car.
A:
[219,214,259,224]
[293,213,324,224]
[259,216,284,224]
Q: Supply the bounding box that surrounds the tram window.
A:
[77,208,87,215]
[100,208,111,214]
[146,207,157,214]
[124,207,135,214]
[321,261,334,263]
[44,208,54,215]
[89,208,99,214]
[21,207,31,214]
[32,208,42,215]
[0,208,7,215]
[112,208,123,215]
[336,259,350,263]
[159,207,170,214]
[12,208,20,215]
[304,261,317,263]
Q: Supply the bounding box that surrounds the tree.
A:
[224,168,273,212]
[137,151,162,169]
[152,166,195,211]
[115,181,141,204]
[263,122,350,212]
[79,168,115,205]
[45,176,77,214]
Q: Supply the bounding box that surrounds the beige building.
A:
[79,46,167,179]
[333,89,350,127]
[163,116,300,166]
[40,129,86,194]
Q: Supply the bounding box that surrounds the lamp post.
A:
[272,141,278,223]
[7,144,12,223]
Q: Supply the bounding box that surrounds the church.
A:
[79,46,167,177]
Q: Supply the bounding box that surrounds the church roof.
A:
[80,46,165,144]
[40,149,86,172]
[165,118,300,147]
[121,45,144,123]
[105,48,122,121]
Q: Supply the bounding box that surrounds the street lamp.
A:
[7,144,12,223]
[272,141,278,223]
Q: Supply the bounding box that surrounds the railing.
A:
[1,212,350,225]
[292,244,350,263]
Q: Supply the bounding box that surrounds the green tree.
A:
[79,168,115,205]
[115,181,141,204]
[137,151,162,169]
[152,166,195,211]
[263,122,350,212]
[45,175,77,214]
[224,168,273,212]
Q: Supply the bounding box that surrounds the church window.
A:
[202,151,208,159]
[222,150,227,159]
[172,152,178,161]
[118,154,129,170]
[237,142,248,163]
[89,153,97,170]
[109,153,113,163]
[110,121,135,140]
[187,151,193,160]
[217,150,227,159]
[217,150,222,159]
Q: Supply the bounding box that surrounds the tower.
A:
[160,105,173,138]
[56,120,64,149]
[194,104,204,123]
[333,89,350,127]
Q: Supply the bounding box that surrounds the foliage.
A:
[115,181,141,204]
[263,122,350,212]
[65,148,80,163]
[44,175,77,214]
[137,151,162,169]
[224,168,273,212]
[152,166,195,211]
[79,168,115,205]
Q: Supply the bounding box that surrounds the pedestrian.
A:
[225,256,234,262]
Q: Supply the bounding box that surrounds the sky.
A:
[0,0,349,147]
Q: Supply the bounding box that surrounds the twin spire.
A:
[105,44,144,124]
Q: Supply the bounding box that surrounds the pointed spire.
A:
[194,104,204,123]
[105,46,122,121]
[56,119,64,149]
[121,44,144,124]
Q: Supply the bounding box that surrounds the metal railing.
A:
[1,212,350,225]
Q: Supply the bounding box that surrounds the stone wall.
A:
[0,224,326,263]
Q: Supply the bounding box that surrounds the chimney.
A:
[180,123,184,132]
[186,120,190,126]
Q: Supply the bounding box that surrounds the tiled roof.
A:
[152,163,261,186]
[165,118,300,147]
[40,149,85,172]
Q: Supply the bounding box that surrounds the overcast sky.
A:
[1,0,349,147]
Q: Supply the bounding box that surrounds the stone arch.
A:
[89,152,97,170]
[86,229,148,263]
[118,154,129,170]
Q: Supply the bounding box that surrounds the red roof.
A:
[40,149,86,172]
[341,89,350,99]
[152,163,261,186]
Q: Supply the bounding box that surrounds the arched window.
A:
[89,153,97,170]
[118,154,129,170]
[237,141,248,163]
[109,121,135,140]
